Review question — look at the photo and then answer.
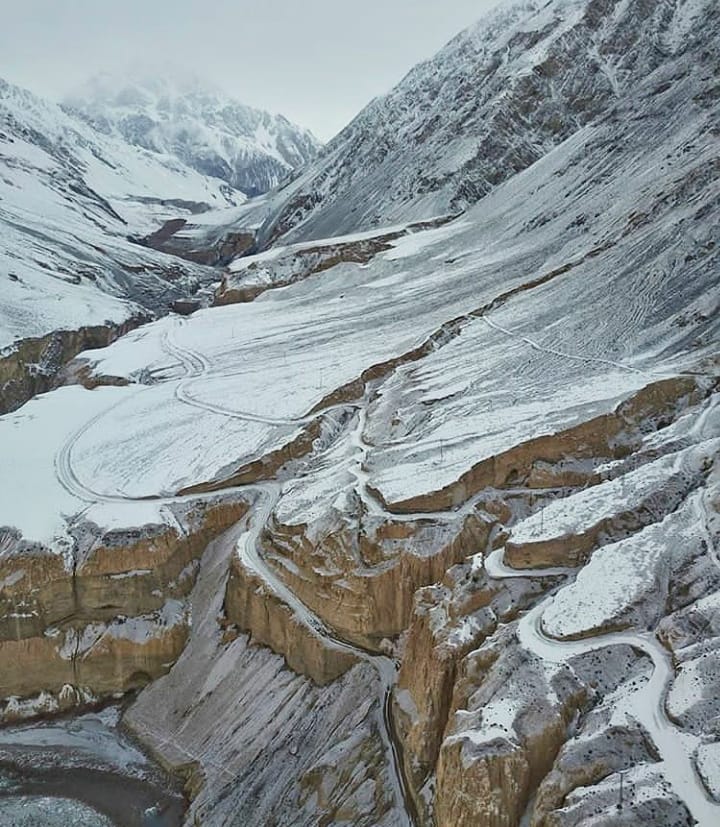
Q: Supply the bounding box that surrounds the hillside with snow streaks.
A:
[257,0,718,244]
[0,77,242,339]
[64,73,321,197]
[0,0,718,825]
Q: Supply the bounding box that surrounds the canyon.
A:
[0,0,719,825]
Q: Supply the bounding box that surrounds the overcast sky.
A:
[2,0,505,140]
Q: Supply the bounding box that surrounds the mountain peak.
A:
[63,69,321,197]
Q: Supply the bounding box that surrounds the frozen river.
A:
[0,706,185,826]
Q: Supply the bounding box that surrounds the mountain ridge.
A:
[63,72,321,197]
[255,0,717,245]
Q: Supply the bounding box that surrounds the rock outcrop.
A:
[384,376,707,514]
[0,319,146,414]
[0,495,248,719]
[215,217,455,305]
[263,509,491,649]
[224,553,358,685]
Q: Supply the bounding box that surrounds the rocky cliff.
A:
[0,0,718,825]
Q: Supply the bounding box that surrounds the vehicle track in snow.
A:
[483,430,720,826]
[54,318,322,503]
[54,319,420,825]
[480,315,654,377]
[53,386,159,506]
[237,482,420,827]
[165,319,353,427]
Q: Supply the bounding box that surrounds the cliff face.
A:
[0,496,248,720]
[0,0,719,824]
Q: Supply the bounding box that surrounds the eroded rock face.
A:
[384,376,705,514]
[434,629,586,827]
[0,320,145,414]
[126,523,405,827]
[394,563,548,798]
[263,509,491,649]
[0,496,248,719]
[224,553,358,685]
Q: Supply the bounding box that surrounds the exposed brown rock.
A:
[394,563,548,798]
[0,495,248,717]
[224,554,358,685]
[265,511,491,648]
[434,634,586,827]
[0,318,147,414]
[0,607,189,712]
[385,376,705,513]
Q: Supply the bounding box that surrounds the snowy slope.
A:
[0,1,718,824]
[15,28,718,549]
[0,77,243,350]
[64,73,321,197]
[257,0,719,244]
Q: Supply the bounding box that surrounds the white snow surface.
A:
[0,76,239,349]
[508,444,713,546]
[3,50,717,555]
[0,379,298,556]
[541,499,702,639]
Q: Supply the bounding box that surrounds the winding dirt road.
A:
[237,482,420,826]
[53,320,420,826]
[484,504,720,825]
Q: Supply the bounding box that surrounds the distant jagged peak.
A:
[67,66,243,116]
[64,66,319,140]
[62,66,321,197]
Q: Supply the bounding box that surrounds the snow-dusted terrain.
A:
[0,77,235,352]
[64,73,320,197]
[256,0,720,245]
[0,0,718,825]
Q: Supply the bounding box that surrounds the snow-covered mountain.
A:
[63,73,321,197]
[0,75,249,410]
[0,1,718,826]
[258,0,718,244]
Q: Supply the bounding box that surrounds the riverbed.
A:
[0,706,186,826]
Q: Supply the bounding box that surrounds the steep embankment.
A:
[0,1,718,825]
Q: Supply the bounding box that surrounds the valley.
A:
[0,0,718,825]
